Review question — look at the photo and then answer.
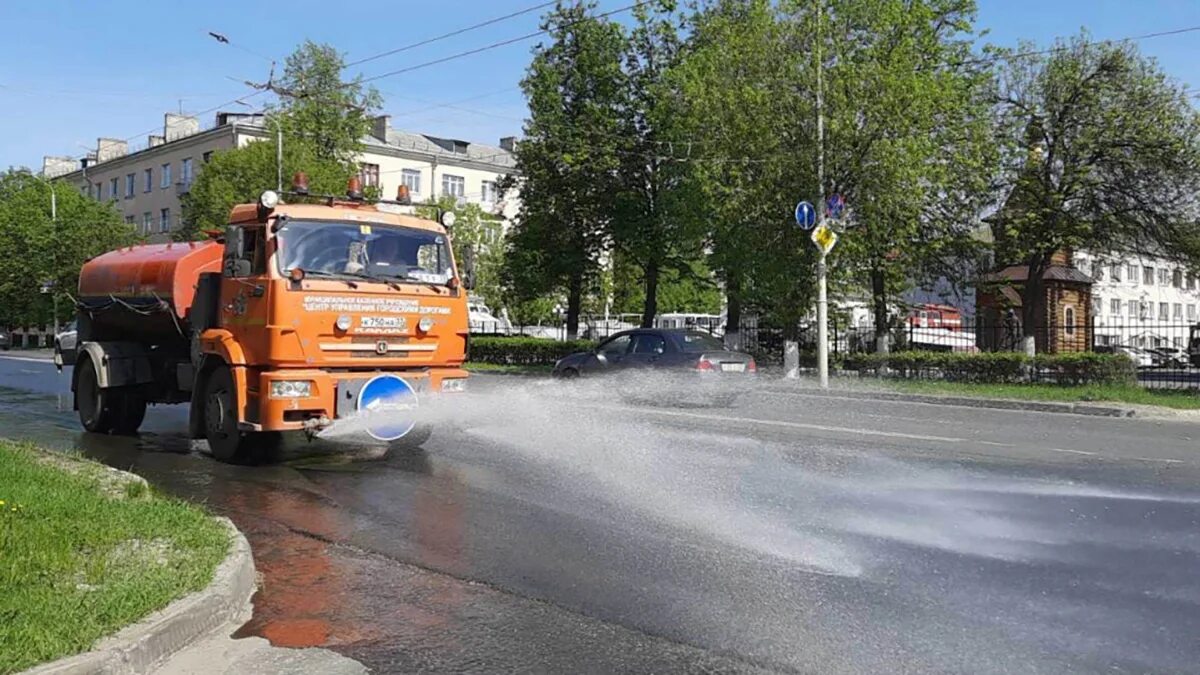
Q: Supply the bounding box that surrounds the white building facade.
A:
[1076,250,1200,349]
[45,112,519,244]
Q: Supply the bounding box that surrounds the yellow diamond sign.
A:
[811,221,838,254]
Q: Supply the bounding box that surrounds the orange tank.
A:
[78,241,223,343]
[78,240,222,319]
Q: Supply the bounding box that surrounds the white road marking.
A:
[1132,456,1184,464]
[606,405,968,444]
[1049,447,1097,456]
[0,355,56,365]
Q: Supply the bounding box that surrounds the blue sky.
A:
[2,0,1197,171]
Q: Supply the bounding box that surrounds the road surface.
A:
[2,354,1198,673]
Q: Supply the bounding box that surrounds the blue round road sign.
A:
[356,374,418,441]
[794,201,816,230]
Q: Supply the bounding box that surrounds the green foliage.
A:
[179,41,378,240]
[672,0,817,329]
[0,170,139,328]
[177,141,352,241]
[417,195,506,310]
[468,337,596,366]
[504,1,627,337]
[842,350,1135,385]
[271,40,382,164]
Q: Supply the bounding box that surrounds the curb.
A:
[765,385,1136,418]
[23,517,256,675]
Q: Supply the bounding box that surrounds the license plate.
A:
[721,362,745,373]
[360,316,408,330]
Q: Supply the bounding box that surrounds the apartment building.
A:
[1075,250,1200,349]
[45,112,520,243]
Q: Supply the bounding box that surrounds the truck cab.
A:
[70,179,473,462]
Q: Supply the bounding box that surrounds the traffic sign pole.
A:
[815,1,828,390]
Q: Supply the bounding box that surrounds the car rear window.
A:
[676,332,725,352]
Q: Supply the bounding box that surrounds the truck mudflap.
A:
[73,342,154,390]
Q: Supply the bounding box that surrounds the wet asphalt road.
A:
[2,354,1200,674]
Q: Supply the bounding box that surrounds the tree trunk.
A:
[566,272,583,341]
[871,267,890,355]
[1020,254,1048,356]
[724,275,742,351]
[640,259,659,329]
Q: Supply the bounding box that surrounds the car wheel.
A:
[556,367,580,379]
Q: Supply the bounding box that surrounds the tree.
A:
[673,0,815,344]
[417,195,506,309]
[611,1,709,327]
[792,0,994,353]
[178,41,379,240]
[990,35,1200,354]
[177,141,352,240]
[272,40,382,164]
[504,1,627,339]
[0,170,139,329]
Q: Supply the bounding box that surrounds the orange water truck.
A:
[60,175,474,462]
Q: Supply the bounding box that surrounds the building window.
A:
[359,163,380,189]
[142,212,152,234]
[1130,300,1141,319]
[1110,298,1121,316]
[1187,274,1196,291]
[125,173,135,197]
[1109,264,1120,282]
[1092,295,1102,315]
[1173,303,1183,320]
[160,208,170,233]
[1158,268,1169,286]
[160,163,171,189]
[442,174,465,198]
[1172,269,1183,288]
[481,180,498,203]
[124,215,135,225]
[109,178,119,200]
[1127,264,1137,283]
[181,157,193,185]
[1064,306,1076,335]
[401,169,421,195]
[1189,305,1197,320]
[1158,302,1169,321]
[1091,261,1104,281]
[1143,266,1155,285]
[144,168,153,193]
[202,151,213,163]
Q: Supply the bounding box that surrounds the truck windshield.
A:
[276,219,453,284]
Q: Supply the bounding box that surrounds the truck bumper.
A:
[252,368,468,433]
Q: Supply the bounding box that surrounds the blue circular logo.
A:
[356,374,418,441]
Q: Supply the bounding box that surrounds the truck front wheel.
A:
[203,366,277,463]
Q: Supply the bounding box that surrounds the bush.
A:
[842,350,1135,386]
[469,337,597,366]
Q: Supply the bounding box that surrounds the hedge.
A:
[469,337,597,366]
[841,350,1135,386]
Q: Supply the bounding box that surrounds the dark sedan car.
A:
[553,329,756,378]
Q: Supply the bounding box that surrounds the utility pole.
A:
[50,182,59,339]
[815,0,829,389]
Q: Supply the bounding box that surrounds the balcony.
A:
[175,180,192,196]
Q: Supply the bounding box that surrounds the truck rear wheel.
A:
[111,389,147,435]
[76,357,116,433]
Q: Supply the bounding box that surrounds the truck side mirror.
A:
[460,244,477,290]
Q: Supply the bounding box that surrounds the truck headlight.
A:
[270,380,313,398]
[440,378,467,393]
